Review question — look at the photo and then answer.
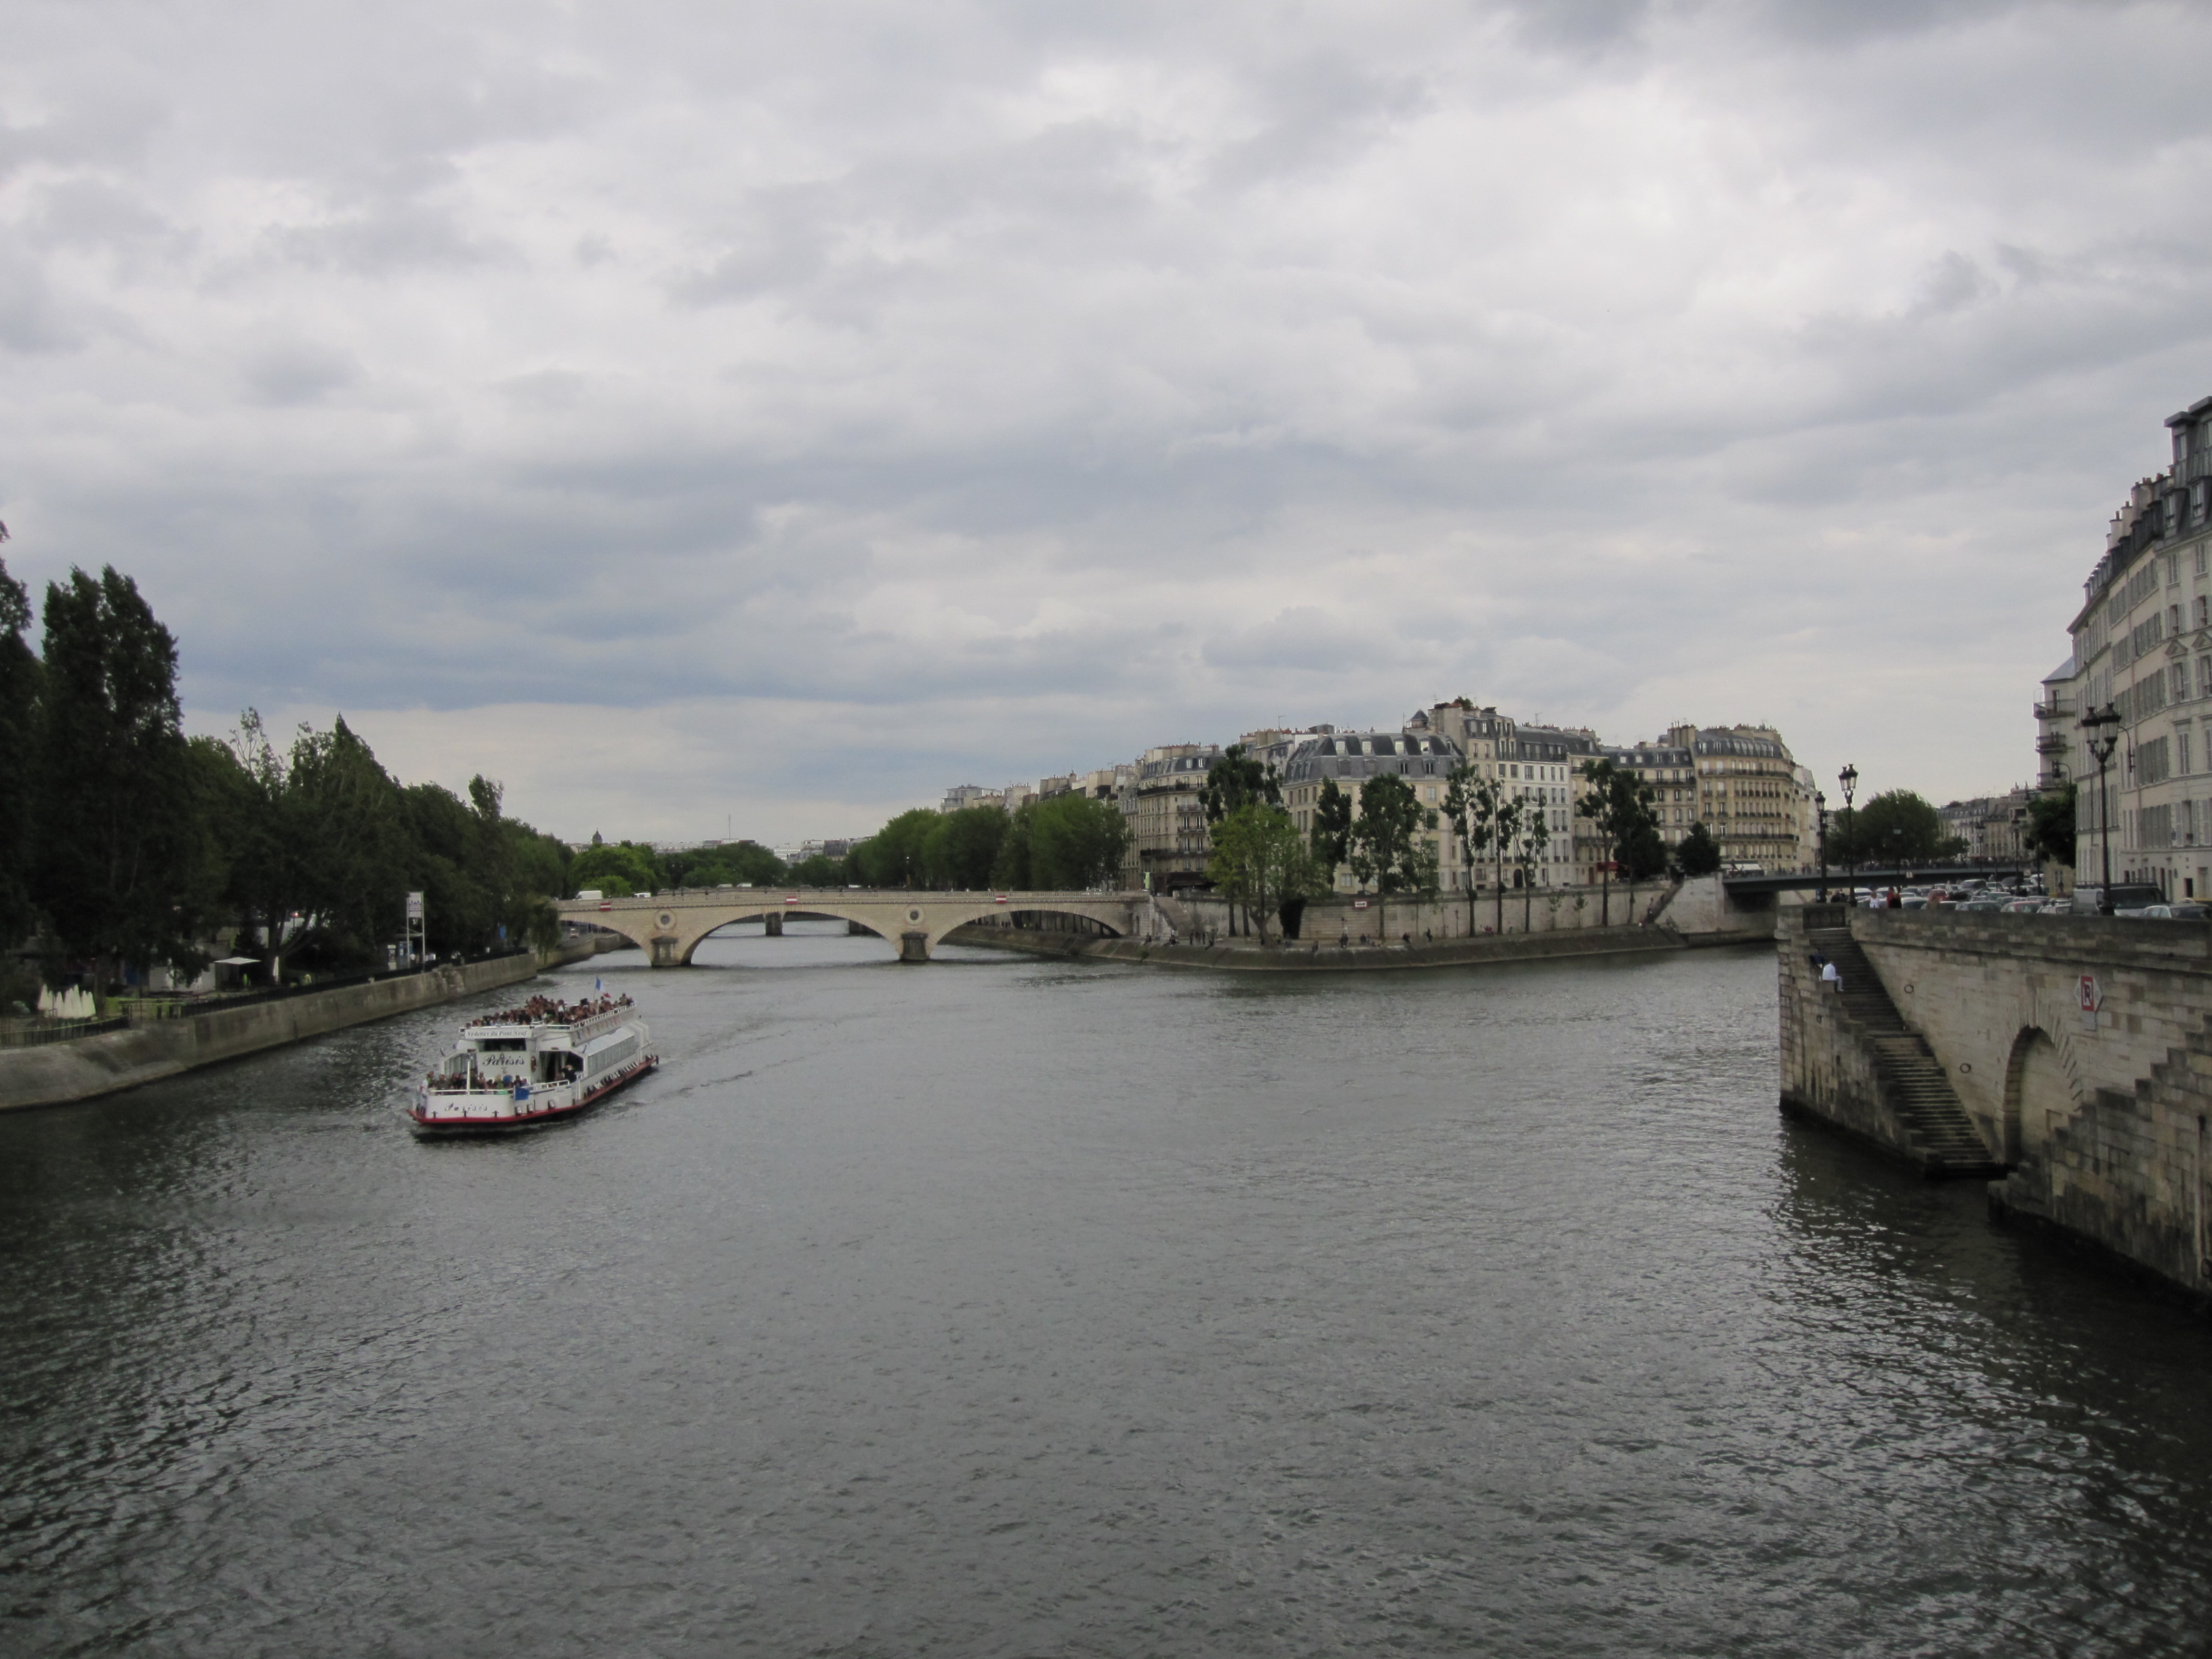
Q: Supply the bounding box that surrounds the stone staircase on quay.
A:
[1806,926,2005,1177]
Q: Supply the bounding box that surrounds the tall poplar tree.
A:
[36,567,208,1005]
[0,547,40,947]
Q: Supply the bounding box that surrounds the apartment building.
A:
[1674,724,1807,872]
[1412,701,1586,888]
[2036,655,2078,794]
[1279,727,1463,892]
[1603,737,1697,841]
[1124,744,1222,891]
[2066,393,2212,900]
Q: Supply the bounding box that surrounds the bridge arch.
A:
[918,901,1129,956]
[2001,1025,2082,1164]
[677,907,893,964]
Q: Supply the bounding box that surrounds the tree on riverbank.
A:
[1309,777,1353,887]
[36,568,213,1008]
[1201,743,1281,823]
[1206,804,1319,943]
[1675,822,1722,876]
[925,805,1009,888]
[1515,802,1551,931]
[989,793,1130,890]
[1576,758,1658,927]
[1830,789,1963,867]
[2025,783,2076,869]
[0,552,39,955]
[1349,773,1438,943]
[5,558,577,998]
[1443,763,1499,937]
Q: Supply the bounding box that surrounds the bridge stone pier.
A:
[1780,904,2212,1301]
[556,888,1154,967]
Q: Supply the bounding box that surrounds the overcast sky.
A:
[5,0,2209,844]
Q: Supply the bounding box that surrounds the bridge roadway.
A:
[556,888,1153,964]
[1723,864,2026,899]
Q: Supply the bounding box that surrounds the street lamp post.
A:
[1838,764,1859,905]
[2081,705,2121,914]
[1815,790,1829,903]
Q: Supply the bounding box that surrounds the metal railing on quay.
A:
[166,951,533,1017]
[5,949,539,1035]
[0,1015,132,1049]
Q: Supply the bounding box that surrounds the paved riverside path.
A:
[557,888,1152,964]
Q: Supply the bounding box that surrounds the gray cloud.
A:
[1,0,2207,840]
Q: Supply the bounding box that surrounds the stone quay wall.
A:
[946,918,1689,972]
[0,952,543,1111]
[1776,908,1917,1157]
[1780,905,2212,1300]
[1162,881,1683,948]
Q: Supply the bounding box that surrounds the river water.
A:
[5,927,2211,1657]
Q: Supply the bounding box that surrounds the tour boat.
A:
[408,988,655,1137]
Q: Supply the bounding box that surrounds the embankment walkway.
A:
[0,951,549,1111]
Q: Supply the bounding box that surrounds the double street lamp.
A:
[1838,763,1859,904]
[2081,703,2123,915]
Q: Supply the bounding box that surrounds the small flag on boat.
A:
[594,976,605,993]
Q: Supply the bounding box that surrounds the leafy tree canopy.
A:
[0,556,42,943]
[853,808,938,888]
[1675,821,1723,877]
[990,794,1131,889]
[1832,789,1961,867]
[924,805,1010,888]
[572,839,662,896]
[1350,773,1437,896]
[1308,776,1353,882]
[1206,804,1321,943]
[2024,785,2076,869]
[1201,743,1282,824]
[36,567,213,999]
[790,853,846,886]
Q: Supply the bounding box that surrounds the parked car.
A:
[2073,884,2167,915]
[2136,903,2211,920]
[2001,898,2043,913]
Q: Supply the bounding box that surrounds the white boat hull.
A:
[407,998,656,1138]
[408,1053,657,1137]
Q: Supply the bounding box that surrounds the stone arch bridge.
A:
[556,888,1153,966]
